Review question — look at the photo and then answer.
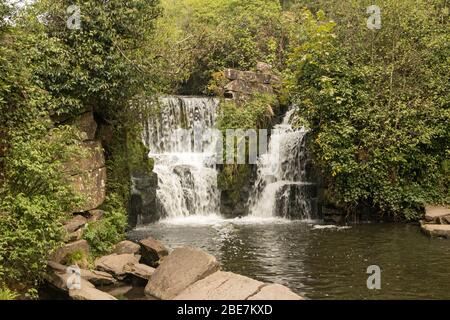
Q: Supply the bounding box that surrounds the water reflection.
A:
[129,218,450,299]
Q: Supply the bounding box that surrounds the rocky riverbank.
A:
[45,236,303,300]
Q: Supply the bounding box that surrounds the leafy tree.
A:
[286,2,449,219]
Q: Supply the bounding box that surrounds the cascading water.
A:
[143,96,221,218]
[249,108,318,219]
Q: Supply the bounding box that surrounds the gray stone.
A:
[64,215,87,233]
[50,240,90,264]
[145,246,220,300]
[69,287,117,300]
[95,254,140,279]
[139,237,169,267]
[129,172,159,227]
[425,205,450,225]
[174,271,264,300]
[248,284,304,300]
[113,240,141,255]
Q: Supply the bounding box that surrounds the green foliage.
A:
[286,2,449,219]
[0,287,18,300]
[217,94,277,201]
[83,194,127,257]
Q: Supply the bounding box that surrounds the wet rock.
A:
[129,172,159,227]
[50,240,90,264]
[424,205,450,225]
[248,284,304,300]
[145,246,219,300]
[95,254,140,279]
[113,240,141,255]
[174,271,264,300]
[139,237,169,267]
[64,215,87,233]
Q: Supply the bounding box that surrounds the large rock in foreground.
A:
[69,287,117,300]
[50,240,90,264]
[174,271,264,300]
[145,246,220,300]
[95,254,140,280]
[139,237,169,267]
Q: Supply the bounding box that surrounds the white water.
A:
[249,108,315,219]
[143,96,221,218]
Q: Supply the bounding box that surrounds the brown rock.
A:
[68,111,97,141]
[145,246,219,300]
[87,209,105,222]
[69,287,117,300]
[64,215,87,233]
[64,141,105,176]
[95,254,140,279]
[256,62,272,73]
[65,228,84,242]
[80,269,117,286]
[248,284,304,300]
[139,237,169,267]
[421,224,450,239]
[174,271,264,300]
[124,263,155,280]
[50,240,90,264]
[113,240,141,255]
[70,167,106,212]
[424,205,450,225]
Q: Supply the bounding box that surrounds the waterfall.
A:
[249,108,318,219]
[143,96,221,218]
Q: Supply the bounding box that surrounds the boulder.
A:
[63,215,87,233]
[124,263,155,280]
[95,254,140,279]
[69,287,117,300]
[50,240,90,264]
[65,228,84,242]
[225,79,273,96]
[173,271,264,300]
[45,266,94,292]
[68,111,97,141]
[113,240,141,255]
[248,284,304,300]
[80,269,117,286]
[139,237,169,267]
[425,205,450,225]
[145,246,220,300]
[421,224,450,239]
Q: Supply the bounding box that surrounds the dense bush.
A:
[286,2,449,219]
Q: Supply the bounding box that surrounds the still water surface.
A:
[128,216,450,300]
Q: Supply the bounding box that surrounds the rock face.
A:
[139,237,169,267]
[67,111,98,141]
[174,271,264,300]
[50,240,90,264]
[95,254,140,280]
[223,63,281,104]
[129,172,159,227]
[424,205,450,225]
[113,240,141,255]
[145,246,220,300]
